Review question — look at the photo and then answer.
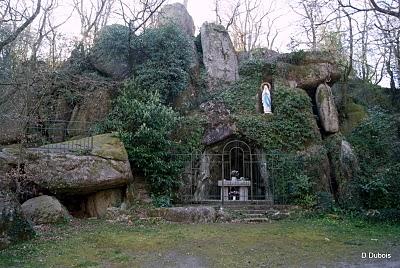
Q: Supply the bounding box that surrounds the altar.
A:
[218,180,251,201]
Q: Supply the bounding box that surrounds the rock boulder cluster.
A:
[0,133,134,249]
[0,3,362,250]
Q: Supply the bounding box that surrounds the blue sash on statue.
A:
[263,94,271,108]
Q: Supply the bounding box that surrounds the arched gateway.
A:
[179,139,273,204]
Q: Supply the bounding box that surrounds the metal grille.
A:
[25,119,94,154]
[173,140,305,205]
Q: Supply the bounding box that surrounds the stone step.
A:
[222,205,296,211]
[190,201,274,206]
[243,217,271,223]
[242,213,265,218]
[230,209,267,214]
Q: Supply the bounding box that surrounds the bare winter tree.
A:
[115,0,167,34]
[215,0,279,52]
[0,0,42,52]
[290,0,338,51]
[30,0,73,62]
[72,0,115,48]
[338,0,400,98]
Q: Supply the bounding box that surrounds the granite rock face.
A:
[85,189,123,218]
[262,51,341,91]
[316,83,339,133]
[200,101,236,145]
[157,3,199,70]
[67,89,113,136]
[157,3,195,36]
[201,23,239,91]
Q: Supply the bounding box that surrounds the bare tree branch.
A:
[0,0,42,52]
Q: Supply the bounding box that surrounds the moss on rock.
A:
[341,101,367,135]
[218,80,320,152]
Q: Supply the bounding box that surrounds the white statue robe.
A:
[262,88,272,113]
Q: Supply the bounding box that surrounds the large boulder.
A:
[262,51,341,91]
[237,48,279,65]
[89,24,131,79]
[0,134,133,195]
[157,3,195,36]
[21,195,71,224]
[316,83,339,133]
[201,23,239,91]
[0,187,34,249]
[85,189,123,218]
[150,206,216,223]
[157,3,199,70]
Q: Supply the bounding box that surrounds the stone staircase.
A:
[220,204,298,223]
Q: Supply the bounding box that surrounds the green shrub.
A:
[286,49,306,65]
[131,24,192,104]
[269,154,316,207]
[238,58,266,77]
[348,108,400,209]
[97,80,181,197]
[90,24,130,64]
[97,79,204,201]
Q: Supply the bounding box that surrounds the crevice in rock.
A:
[327,151,339,202]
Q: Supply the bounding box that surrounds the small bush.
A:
[348,107,400,209]
[131,24,192,104]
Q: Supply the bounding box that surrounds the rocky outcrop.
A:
[157,3,198,71]
[193,152,211,201]
[89,24,131,79]
[21,195,71,224]
[0,134,133,195]
[125,178,152,205]
[339,140,358,182]
[150,206,216,223]
[67,89,113,136]
[262,51,341,91]
[157,3,195,36]
[298,145,331,193]
[200,101,236,145]
[238,48,279,65]
[201,23,239,91]
[325,134,359,206]
[85,189,123,218]
[316,83,339,133]
[0,187,34,249]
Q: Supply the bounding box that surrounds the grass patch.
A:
[1,216,399,267]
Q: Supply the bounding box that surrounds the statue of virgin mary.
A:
[261,82,272,114]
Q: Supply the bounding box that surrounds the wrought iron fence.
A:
[25,119,94,153]
[169,148,306,206]
[0,115,96,154]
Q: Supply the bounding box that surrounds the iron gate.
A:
[174,140,304,205]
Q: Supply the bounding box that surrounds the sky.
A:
[183,0,296,51]
[54,0,299,53]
